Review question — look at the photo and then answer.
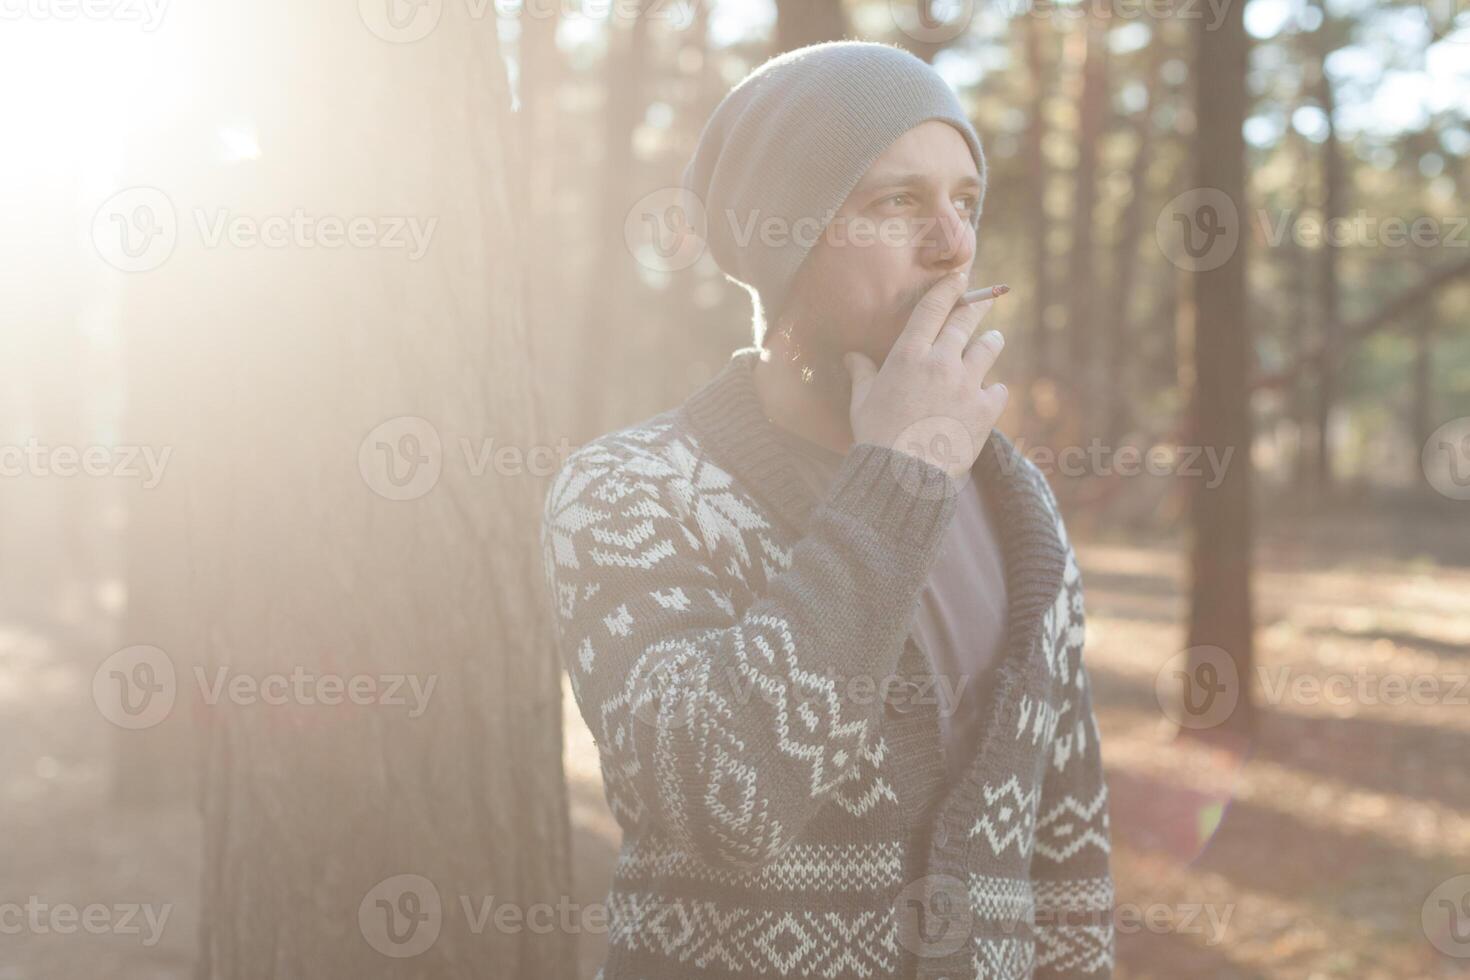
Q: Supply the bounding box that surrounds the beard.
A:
[769,276,926,404]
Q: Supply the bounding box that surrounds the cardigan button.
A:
[933,820,949,849]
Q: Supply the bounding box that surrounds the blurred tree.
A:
[1022,12,1055,425]
[177,4,573,976]
[1101,29,1168,445]
[1306,0,1349,494]
[1065,3,1112,430]
[1184,0,1257,737]
[775,0,849,54]
[517,3,572,441]
[575,0,653,441]
[1410,311,1437,486]
[112,305,195,807]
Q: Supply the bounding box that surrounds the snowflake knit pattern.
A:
[540,347,1114,980]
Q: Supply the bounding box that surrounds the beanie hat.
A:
[680,40,987,327]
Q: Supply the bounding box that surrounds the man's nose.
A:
[922,203,975,270]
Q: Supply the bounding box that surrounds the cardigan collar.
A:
[680,345,1067,649]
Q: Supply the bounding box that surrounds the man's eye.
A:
[881,193,914,208]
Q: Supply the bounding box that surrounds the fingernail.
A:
[983,330,1004,349]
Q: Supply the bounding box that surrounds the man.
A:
[541,40,1113,980]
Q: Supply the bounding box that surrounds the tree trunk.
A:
[1309,2,1345,493]
[1065,5,1111,433]
[171,4,574,976]
[575,0,653,439]
[112,310,196,807]
[518,3,570,440]
[1285,200,1313,492]
[774,0,848,54]
[1102,39,1165,443]
[1411,314,1435,487]
[1184,0,1256,739]
[1022,13,1053,426]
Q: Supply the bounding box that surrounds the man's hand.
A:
[844,270,1009,480]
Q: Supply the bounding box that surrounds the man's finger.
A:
[897,269,971,349]
[932,294,990,361]
[962,315,1005,379]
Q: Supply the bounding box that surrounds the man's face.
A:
[779,119,983,369]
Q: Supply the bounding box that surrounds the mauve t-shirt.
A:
[768,423,1011,787]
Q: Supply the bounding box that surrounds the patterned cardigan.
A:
[540,347,1113,980]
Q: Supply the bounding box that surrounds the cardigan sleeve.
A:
[540,432,959,874]
[1029,547,1115,978]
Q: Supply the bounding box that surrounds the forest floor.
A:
[2,501,1467,979]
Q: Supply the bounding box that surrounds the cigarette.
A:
[961,284,1010,304]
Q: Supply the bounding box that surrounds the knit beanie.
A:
[680,40,987,327]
